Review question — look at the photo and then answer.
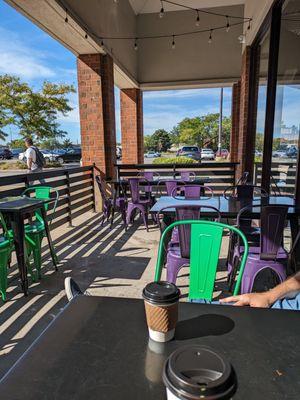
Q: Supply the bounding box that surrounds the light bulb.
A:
[159,7,164,18]
[226,16,230,32]
[172,36,175,49]
[208,30,212,44]
[195,11,200,27]
[134,40,138,50]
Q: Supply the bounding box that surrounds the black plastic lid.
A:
[142,281,180,304]
[163,346,236,400]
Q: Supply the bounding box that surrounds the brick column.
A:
[237,46,259,181]
[230,81,240,164]
[120,89,144,164]
[77,53,116,179]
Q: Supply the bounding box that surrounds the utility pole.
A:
[218,87,223,156]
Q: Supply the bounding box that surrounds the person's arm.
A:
[26,148,33,171]
[220,272,300,308]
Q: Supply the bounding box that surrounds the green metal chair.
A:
[154,220,249,301]
[0,212,14,301]
[22,186,59,279]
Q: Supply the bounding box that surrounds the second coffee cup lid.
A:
[143,281,180,304]
[163,346,236,399]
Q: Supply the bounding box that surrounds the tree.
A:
[176,113,231,150]
[0,74,75,141]
[63,138,73,148]
[8,138,26,149]
[144,129,171,152]
[39,139,62,150]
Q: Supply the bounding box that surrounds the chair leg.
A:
[141,208,149,232]
[0,259,8,302]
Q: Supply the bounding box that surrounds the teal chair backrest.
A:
[154,220,249,301]
[0,212,9,239]
[23,186,59,225]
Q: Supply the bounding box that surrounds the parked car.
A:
[272,150,287,158]
[145,151,161,158]
[176,146,201,161]
[10,148,24,159]
[255,150,262,157]
[0,147,13,160]
[201,148,215,160]
[116,146,122,160]
[220,149,229,158]
[54,148,82,164]
[286,146,298,158]
[41,150,58,163]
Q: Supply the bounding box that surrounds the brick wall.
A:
[230,81,241,164]
[77,53,116,179]
[120,88,144,164]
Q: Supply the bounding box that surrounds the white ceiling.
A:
[129,0,245,15]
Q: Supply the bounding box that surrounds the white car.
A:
[272,150,287,158]
[201,148,215,160]
[145,151,161,158]
[19,149,57,163]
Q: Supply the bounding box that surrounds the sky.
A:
[0,0,232,145]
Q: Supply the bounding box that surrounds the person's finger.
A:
[233,300,247,306]
[220,296,240,303]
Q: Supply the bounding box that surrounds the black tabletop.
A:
[1,296,299,399]
[0,196,45,213]
[150,195,300,217]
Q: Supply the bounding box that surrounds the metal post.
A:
[218,87,223,156]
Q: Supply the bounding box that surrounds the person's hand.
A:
[219,292,272,308]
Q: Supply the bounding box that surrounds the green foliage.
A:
[176,113,231,150]
[144,129,172,152]
[8,139,26,149]
[153,156,198,165]
[62,138,73,148]
[0,74,75,141]
[255,133,281,152]
[0,161,27,170]
[39,139,62,150]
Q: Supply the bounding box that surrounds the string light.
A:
[159,1,164,18]
[226,16,230,32]
[195,10,200,27]
[171,35,175,49]
[62,4,252,48]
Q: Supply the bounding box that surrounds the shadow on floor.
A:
[0,212,154,379]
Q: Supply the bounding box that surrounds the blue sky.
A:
[0,0,232,145]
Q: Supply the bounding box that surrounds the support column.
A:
[77,53,116,179]
[120,88,144,164]
[237,46,259,181]
[230,81,241,164]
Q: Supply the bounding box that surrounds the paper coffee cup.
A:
[142,282,180,343]
[163,346,237,400]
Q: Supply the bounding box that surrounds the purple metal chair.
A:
[174,171,196,181]
[171,185,213,200]
[157,205,221,284]
[236,171,249,185]
[158,180,185,196]
[170,185,214,243]
[137,171,160,206]
[229,204,288,294]
[223,184,268,200]
[126,178,152,231]
[95,176,127,228]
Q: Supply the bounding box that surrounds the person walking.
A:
[24,137,45,184]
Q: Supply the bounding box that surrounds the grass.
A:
[0,161,62,170]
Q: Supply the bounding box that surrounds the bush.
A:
[153,156,198,165]
[0,161,27,170]
[44,161,62,169]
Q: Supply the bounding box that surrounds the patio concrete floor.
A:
[0,210,229,378]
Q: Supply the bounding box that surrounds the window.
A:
[270,0,300,196]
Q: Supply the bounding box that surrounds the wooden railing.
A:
[115,162,238,194]
[254,161,297,195]
[0,166,96,230]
